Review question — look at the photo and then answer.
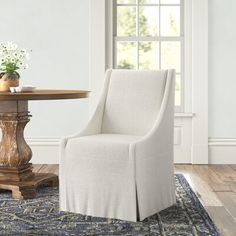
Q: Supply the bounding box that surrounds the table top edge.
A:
[0,90,90,101]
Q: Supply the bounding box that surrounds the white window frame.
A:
[112,0,185,112]
[90,0,208,164]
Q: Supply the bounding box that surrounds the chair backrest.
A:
[101,69,168,136]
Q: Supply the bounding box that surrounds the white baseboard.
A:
[208,139,236,164]
[28,136,192,164]
[27,138,60,164]
[28,138,236,165]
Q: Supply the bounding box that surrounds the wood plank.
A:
[183,173,222,207]
[229,165,236,173]
[209,165,236,182]
[206,206,236,236]
[176,165,232,192]
[175,165,223,206]
[175,164,194,173]
[38,164,59,175]
[33,164,43,173]
[227,181,236,194]
[192,165,231,192]
[216,192,236,220]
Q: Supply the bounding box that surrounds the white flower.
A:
[12,44,18,50]
[20,49,26,54]
[18,53,23,58]
[0,65,6,70]
[6,42,13,50]
[0,42,30,72]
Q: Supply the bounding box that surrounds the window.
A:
[113,0,184,108]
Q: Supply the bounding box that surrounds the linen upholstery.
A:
[102,70,167,135]
[60,69,176,222]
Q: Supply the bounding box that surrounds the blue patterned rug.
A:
[0,174,220,236]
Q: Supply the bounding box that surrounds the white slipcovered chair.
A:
[60,69,176,222]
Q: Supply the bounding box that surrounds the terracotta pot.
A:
[0,72,20,92]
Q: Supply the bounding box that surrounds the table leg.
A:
[0,101,58,199]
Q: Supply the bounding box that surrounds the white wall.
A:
[209,0,236,138]
[0,0,90,163]
[208,0,236,164]
[2,0,236,164]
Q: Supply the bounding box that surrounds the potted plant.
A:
[0,42,29,92]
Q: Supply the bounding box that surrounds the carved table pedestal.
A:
[0,90,89,199]
[0,101,58,199]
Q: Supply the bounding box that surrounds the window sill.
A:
[175,113,195,118]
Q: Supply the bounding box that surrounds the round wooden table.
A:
[0,90,89,199]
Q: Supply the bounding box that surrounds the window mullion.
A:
[113,0,117,68]
[136,0,139,69]
[117,4,181,7]
[159,0,161,69]
[180,0,185,110]
[113,0,185,110]
[115,36,183,41]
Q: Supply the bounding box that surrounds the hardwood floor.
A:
[175,165,236,236]
[34,164,236,236]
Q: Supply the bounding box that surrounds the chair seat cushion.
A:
[62,134,142,221]
[65,134,141,161]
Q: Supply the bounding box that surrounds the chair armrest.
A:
[60,100,105,147]
[130,69,175,160]
[60,69,113,147]
[130,117,174,161]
